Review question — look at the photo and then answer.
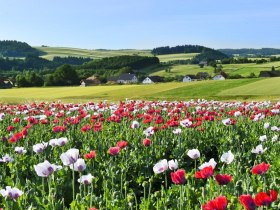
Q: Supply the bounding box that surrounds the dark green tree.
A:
[52,64,80,86]
[16,75,29,87]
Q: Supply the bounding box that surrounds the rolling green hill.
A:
[34,46,280,78]
[1,78,279,103]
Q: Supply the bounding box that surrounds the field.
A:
[149,62,280,77]
[1,78,280,104]
[156,53,199,62]
[35,47,152,60]
[0,99,279,209]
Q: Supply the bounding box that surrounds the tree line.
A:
[0,40,42,57]
[0,56,92,71]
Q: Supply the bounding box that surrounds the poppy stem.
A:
[72,166,75,202]
[165,172,168,190]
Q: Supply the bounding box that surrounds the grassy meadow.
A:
[149,61,280,77]
[1,78,280,103]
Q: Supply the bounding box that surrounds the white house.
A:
[183,76,192,82]
[142,76,163,84]
[142,77,154,84]
[117,73,138,84]
[182,75,198,82]
[213,75,225,80]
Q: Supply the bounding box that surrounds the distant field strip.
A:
[35,47,152,60]
[1,78,280,103]
[157,53,199,62]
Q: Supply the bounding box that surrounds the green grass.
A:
[148,61,280,77]
[218,77,280,96]
[150,64,213,77]
[1,78,280,103]
[35,46,152,60]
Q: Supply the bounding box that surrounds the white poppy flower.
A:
[34,160,62,177]
[264,123,270,129]
[143,127,154,137]
[168,159,178,170]
[198,158,217,170]
[131,121,140,129]
[33,142,48,153]
[221,150,234,164]
[0,186,23,200]
[259,135,267,142]
[173,128,182,135]
[153,159,168,174]
[78,173,94,185]
[187,149,200,160]
[180,119,192,127]
[15,147,27,155]
[251,145,267,154]
[60,148,79,166]
[0,154,14,163]
[272,135,278,142]
[69,158,86,171]
[271,126,280,132]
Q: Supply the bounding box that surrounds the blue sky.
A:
[0,0,279,49]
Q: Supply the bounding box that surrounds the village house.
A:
[80,76,101,87]
[142,76,163,84]
[213,75,225,80]
[182,75,198,82]
[0,78,13,89]
[107,73,138,84]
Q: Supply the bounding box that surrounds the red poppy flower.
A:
[7,125,14,132]
[270,190,278,202]
[171,169,186,185]
[143,138,151,147]
[108,146,121,156]
[84,151,96,159]
[117,141,128,148]
[215,174,232,185]
[254,192,272,206]
[195,166,213,179]
[93,122,102,132]
[202,196,227,210]
[252,162,270,175]
[239,195,256,210]
[81,124,91,132]
[53,125,66,133]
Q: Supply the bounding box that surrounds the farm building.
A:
[183,75,198,82]
[213,75,225,80]
[0,78,13,89]
[199,61,208,68]
[108,73,138,84]
[80,76,101,87]
[142,76,163,84]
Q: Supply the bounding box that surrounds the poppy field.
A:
[0,99,279,209]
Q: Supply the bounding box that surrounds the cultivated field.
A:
[35,47,152,60]
[1,78,280,104]
[157,53,199,62]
